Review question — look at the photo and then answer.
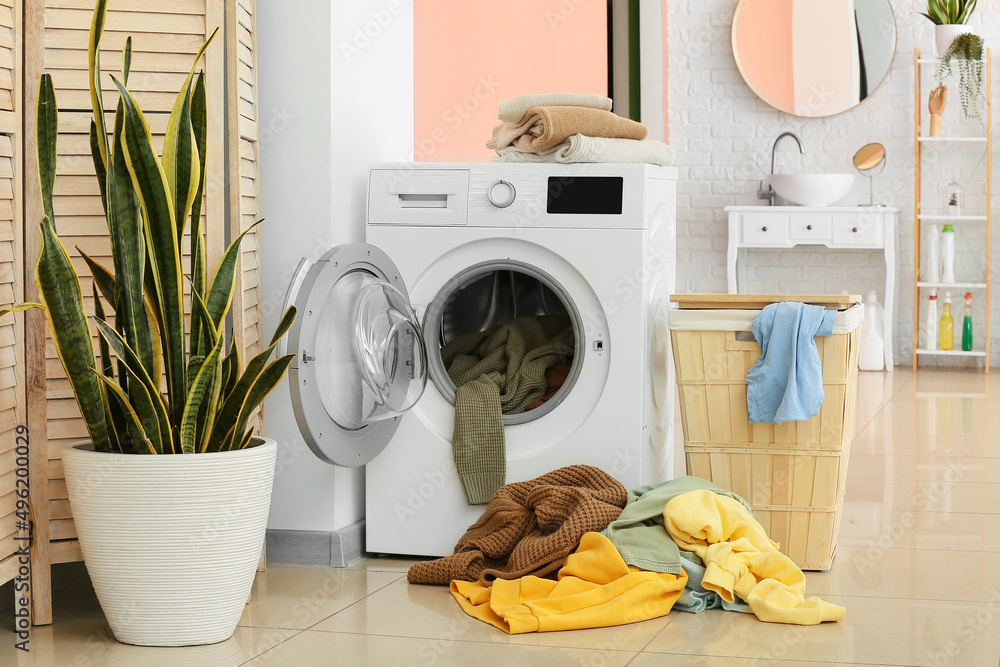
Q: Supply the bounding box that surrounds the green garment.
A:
[605,476,753,574]
[442,316,573,504]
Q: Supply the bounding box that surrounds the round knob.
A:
[762,226,768,232]
[852,227,858,233]
[488,180,516,208]
[806,224,813,230]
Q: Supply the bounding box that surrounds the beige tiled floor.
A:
[3,368,1000,666]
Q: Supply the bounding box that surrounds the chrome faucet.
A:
[758,131,804,205]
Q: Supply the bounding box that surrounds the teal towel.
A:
[675,550,753,615]
[605,476,752,575]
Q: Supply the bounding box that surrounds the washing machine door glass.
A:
[314,273,426,429]
[284,243,426,467]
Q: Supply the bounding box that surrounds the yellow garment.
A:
[663,489,845,625]
[451,532,687,634]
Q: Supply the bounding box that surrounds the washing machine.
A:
[283,162,677,557]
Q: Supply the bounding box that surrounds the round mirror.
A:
[732,0,896,117]
[854,142,887,206]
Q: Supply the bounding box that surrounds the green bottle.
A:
[962,292,973,352]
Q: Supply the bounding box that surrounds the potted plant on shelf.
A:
[1,0,294,647]
[939,32,986,121]
[920,0,979,55]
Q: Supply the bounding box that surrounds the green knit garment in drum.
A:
[442,316,574,504]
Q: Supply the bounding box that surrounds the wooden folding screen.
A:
[22,0,256,624]
[227,0,261,432]
[0,0,22,589]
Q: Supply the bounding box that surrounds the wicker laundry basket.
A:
[667,294,863,570]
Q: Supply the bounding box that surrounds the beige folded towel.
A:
[498,93,613,123]
[495,134,675,167]
[487,106,647,153]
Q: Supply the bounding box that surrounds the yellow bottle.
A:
[939,292,954,351]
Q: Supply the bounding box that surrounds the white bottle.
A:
[940,224,956,283]
[859,291,885,371]
[926,289,938,351]
[928,224,940,283]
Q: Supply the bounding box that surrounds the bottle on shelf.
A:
[962,292,973,351]
[859,290,885,371]
[927,289,938,350]
[947,181,963,216]
[928,224,940,283]
[940,223,956,283]
[940,291,954,351]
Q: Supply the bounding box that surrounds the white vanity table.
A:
[726,205,898,371]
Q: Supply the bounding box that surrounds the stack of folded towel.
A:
[486,93,675,166]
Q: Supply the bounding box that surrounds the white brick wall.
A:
[668,0,1000,367]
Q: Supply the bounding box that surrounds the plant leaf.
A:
[164,31,215,243]
[35,217,110,451]
[89,120,108,216]
[111,75,186,426]
[163,75,199,241]
[108,95,153,377]
[37,74,57,226]
[143,293,164,385]
[92,286,126,454]
[221,334,240,399]
[120,362,169,455]
[222,354,294,451]
[189,72,208,357]
[92,370,156,455]
[180,333,224,454]
[94,317,173,454]
[205,308,295,452]
[0,303,43,320]
[91,284,114,379]
[121,35,132,85]
[88,0,109,167]
[77,248,117,309]
[204,219,264,331]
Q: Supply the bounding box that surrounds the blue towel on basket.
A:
[746,302,837,424]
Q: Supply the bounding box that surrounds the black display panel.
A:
[546,176,624,215]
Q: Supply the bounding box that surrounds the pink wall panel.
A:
[414,0,608,162]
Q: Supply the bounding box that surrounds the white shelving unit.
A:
[913,48,992,372]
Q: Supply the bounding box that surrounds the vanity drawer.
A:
[788,216,832,242]
[832,214,882,246]
[741,215,789,245]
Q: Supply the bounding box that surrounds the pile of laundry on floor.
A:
[487,92,675,166]
[408,466,845,633]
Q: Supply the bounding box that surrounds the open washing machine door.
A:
[282,243,427,466]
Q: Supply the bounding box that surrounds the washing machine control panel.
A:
[487,180,516,208]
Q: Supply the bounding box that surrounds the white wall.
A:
[668,1,999,366]
[257,0,414,531]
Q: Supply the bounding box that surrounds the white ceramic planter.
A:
[62,437,277,647]
[936,24,974,56]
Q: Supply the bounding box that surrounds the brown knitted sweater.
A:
[407,465,626,586]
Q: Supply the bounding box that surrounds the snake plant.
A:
[921,0,978,24]
[1,0,295,454]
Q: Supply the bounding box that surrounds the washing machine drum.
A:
[285,243,426,466]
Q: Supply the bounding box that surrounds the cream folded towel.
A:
[495,134,675,167]
[487,106,647,153]
[498,93,612,123]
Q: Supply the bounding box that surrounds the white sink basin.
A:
[770,174,855,206]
